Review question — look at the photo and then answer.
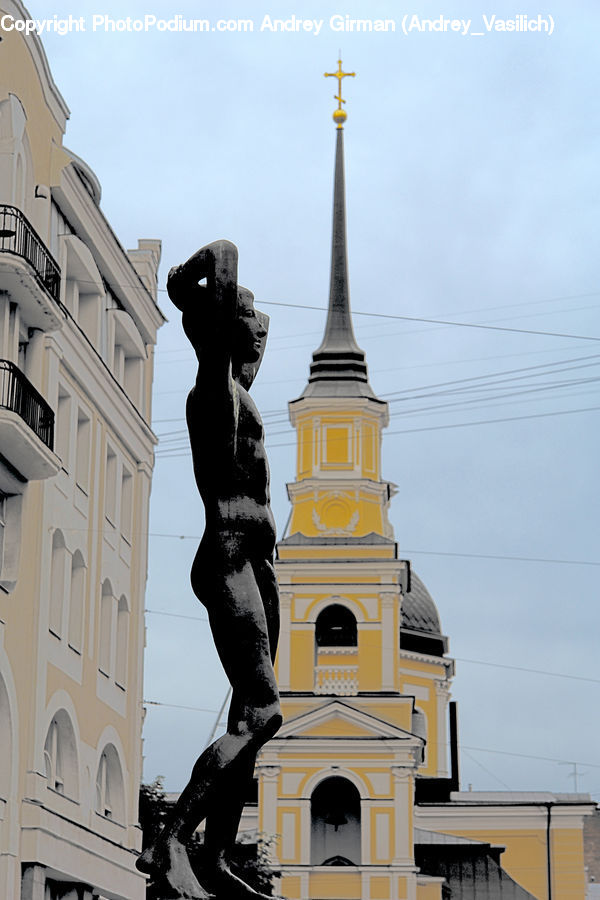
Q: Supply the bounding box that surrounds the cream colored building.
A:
[0,2,164,898]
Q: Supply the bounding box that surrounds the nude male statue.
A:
[136,241,283,900]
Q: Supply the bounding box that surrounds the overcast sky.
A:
[31,0,600,796]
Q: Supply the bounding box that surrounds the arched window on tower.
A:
[315,604,357,648]
[310,776,361,865]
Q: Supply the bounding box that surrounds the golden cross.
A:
[324,58,355,127]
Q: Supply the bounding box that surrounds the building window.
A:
[44,718,64,794]
[95,744,125,823]
[310,776,361,865]
[55,388,71,470]
[115,595,129,689]
[105,445,117,524]
[96,750,112,818]
[68,551,85,654]
[75,408,91,493]
[99,580,113,676]
[49,530,67,638]
[315,605,357,647]
[43,711,78,800]
[120,467,133,542]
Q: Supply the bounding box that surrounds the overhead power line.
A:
[153,343,597,399]
[145,537,600,568]
[155,403,600,456]
[141,698,600,772]
[461,745,600,770]
[143,700,218,713]
[143,608,599,684]
[258,298,600,343]
[66,277,600,343]
[454,658,600,685]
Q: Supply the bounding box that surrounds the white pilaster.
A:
[434,680,451,778]
[278,592,293,691]
[257,763,281,864]
[391,767,414,866]
[380,592,397,690]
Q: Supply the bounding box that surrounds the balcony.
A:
[0,204,63,330]
[315,665,358,696]
[0,360,59,483]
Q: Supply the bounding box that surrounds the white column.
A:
[361,797,371,864]
[391,767,414,866]
[299,797,311,864]
[434,680,451,777]
[257,763,280,864]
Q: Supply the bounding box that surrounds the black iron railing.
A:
[0,204,61,303]
[0,360,54,450]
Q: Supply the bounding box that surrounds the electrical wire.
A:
[153,352,600,448]
[154,402,600,457]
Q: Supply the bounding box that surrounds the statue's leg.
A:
[200,558,284,900]
[137,561,282,898]
[202,751,256,876]
[256,558,280,663]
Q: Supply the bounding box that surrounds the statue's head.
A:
[232,286,269,389]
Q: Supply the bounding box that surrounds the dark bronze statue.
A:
[137,241,283,899]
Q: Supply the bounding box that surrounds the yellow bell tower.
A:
[256,62,594,900]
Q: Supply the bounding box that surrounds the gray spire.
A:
[301,127,375,399]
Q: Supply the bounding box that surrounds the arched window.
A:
[99,580,113,676]
[115,595,129,689]
[14,152,25,210]
[49,531,68,638]
[310,776,361,865]
[95,744,125,823]
[315,605,357,647]
[43,711,79,800]
[68,551,85,653]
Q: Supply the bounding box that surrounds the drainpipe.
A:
[544,802,554,900]
[449,702,459,792]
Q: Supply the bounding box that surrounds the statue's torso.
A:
[188,381,276,558]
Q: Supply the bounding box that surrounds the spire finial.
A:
[324,57,356,128]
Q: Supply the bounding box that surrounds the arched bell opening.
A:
[310,775,361,865]
[315,604,357,648]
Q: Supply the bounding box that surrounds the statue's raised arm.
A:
[167,239,238,376]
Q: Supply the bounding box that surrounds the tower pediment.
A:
[277,699,423,743]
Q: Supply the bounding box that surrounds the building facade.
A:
[251,87,594,900]
[0,3,164,898]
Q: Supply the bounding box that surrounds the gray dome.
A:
[400,572,448,657]
[402,572,442,635]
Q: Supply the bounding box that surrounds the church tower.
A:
[257,62,454,900]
